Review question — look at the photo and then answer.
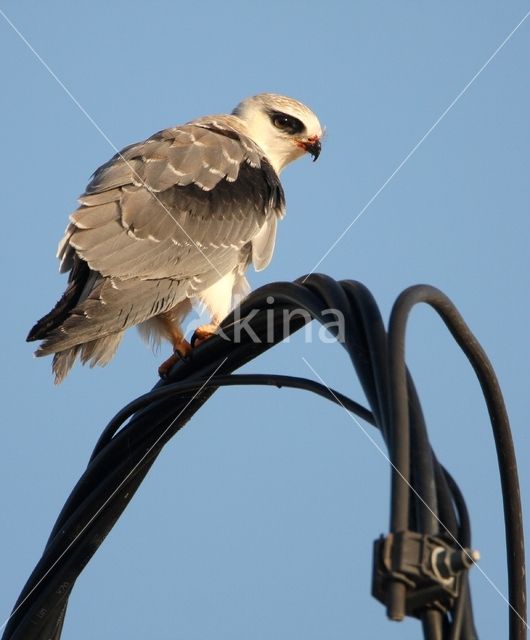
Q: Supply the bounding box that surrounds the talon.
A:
[191,323,218,348]
[158,339,192,378]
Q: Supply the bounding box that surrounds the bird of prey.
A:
[27,93,323,383]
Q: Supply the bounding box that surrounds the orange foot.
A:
[158,338,192,378]
[191,323,218,348]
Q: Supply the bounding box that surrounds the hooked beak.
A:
[298,136,321,162]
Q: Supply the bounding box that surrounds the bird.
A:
[27,93,323,383]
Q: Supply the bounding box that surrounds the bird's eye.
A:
[270,112,305,135]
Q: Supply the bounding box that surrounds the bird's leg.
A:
[191,322,219,347]
[157,312,192,378]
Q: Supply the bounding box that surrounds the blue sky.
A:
[1,2,529,638]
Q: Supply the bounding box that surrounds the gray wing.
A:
[30,123,285,357]
[59,124,285,280]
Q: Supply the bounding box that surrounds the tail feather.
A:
[80,333,124,367]
[52,347,81,385]
[51,333,124,384]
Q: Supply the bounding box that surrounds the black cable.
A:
[91,373,375,458]
[2,275,524,640]
[44,372,374,550]
[388,285,526,639]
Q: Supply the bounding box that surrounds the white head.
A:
[232,93,323,174]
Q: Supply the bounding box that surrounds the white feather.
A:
[195,271,236,323]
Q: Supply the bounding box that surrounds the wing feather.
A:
[251,216,278,271]
[70,201,119,229]
[64,122,285,283]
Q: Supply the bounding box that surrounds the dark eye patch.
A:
[269,111,305,135]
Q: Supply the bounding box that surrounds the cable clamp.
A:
[371,530,479,618]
